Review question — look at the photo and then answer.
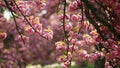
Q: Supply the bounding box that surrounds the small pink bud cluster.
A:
[65,23,73,31]
[82,34,95,46]
[71,14,81,22]
[15,35,29,43]
[78,50,89,61]
[34,23,42,33]
[75,40,85,47]
[90,53,100,61]
[68,31,78,44]
[105,62,113,68]
[69,31,78,39]
[90,30,99,39]
[16,1,46,15]
[17,1,31,15]
[68,1,79,11]
[57,55,67,62]
[58,14,70,20]
[69,38,77,44]
[24,16,43,35]
[55,41,67,51]
[34,0,46,8]
[68,45,78,52]
[43,28,54,40]
[62,60,71,68]
[25,26,35,36]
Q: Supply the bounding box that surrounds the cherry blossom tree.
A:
[0,0,120,68]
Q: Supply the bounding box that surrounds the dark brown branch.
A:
[82,0,120,40]
[62,0,70,57]
[4,0,25,44]
[84,6,106,41]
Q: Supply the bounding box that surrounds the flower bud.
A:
[0,32,7,41]
[71,14,80,22]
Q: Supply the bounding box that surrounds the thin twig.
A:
[4,0,25,44]
[62,0,70,57]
